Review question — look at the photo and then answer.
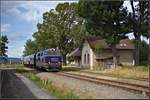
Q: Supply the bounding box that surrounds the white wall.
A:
[81,40,94,69]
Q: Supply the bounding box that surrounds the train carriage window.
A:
[41,52,43,56]
[37,53,40,60]
[44,51,48,55]
[38,53,40,56]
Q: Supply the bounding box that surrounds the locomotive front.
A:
[42,48,62,71]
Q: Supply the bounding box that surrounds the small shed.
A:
[67,48,81,66]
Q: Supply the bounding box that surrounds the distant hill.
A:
[0,56,22,64]
[7,57,22,64]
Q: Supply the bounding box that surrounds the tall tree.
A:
[139,40,149,66]
[129,1,149,65]
[78,0,129,67]
[23,39,38,56]
[0,35,8,57]
[33,3,85,65]
[54,2,85,65]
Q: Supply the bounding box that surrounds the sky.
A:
[1,0,77,58]
[0,0,149,58]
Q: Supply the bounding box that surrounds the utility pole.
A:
[148,1,150,68]
[148,31,150,68]
[148,3,150,68]
[149,15,150,67]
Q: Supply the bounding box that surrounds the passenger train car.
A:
[23,48,62,71]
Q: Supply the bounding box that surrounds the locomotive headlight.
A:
[58,61,61,65]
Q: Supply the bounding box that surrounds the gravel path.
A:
[37,72,149,99]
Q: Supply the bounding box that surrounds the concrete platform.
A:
[0,69,56,99]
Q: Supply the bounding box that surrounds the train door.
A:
[34,54,36,68]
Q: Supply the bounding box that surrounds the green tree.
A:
[33,2,85,65]
[23,39,38,56]
[129,1,149,65]
[139,40,149,66]
[0,35,8,57]
[78,0,129,67]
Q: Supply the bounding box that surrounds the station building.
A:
[67,36,135,69]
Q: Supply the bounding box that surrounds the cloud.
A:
[123,1,139,13]
[7,32,32,41]
[1,24,11,32]
[123,1,132,12]
[1,1,78,23]
[126,32,149,44]
[126,32,135,40]
[7,46,24,58]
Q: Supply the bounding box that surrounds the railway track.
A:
[56,72,149,96]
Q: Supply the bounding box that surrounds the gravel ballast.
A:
[37,72,149,99]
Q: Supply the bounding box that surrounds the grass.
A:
[63,65,149,80]
[0,64,80,99]
[84,66,149,80]
[0,64,24,69]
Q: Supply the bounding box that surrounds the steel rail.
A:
[56,72,149,96]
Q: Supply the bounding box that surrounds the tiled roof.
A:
[68,36,135,57]
[86,36,135,50]
[67,48,81,57]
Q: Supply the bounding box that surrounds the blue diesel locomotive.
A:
[23,48,62,71]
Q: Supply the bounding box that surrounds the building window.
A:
[87,53,90,64]
[84,54,86,64]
